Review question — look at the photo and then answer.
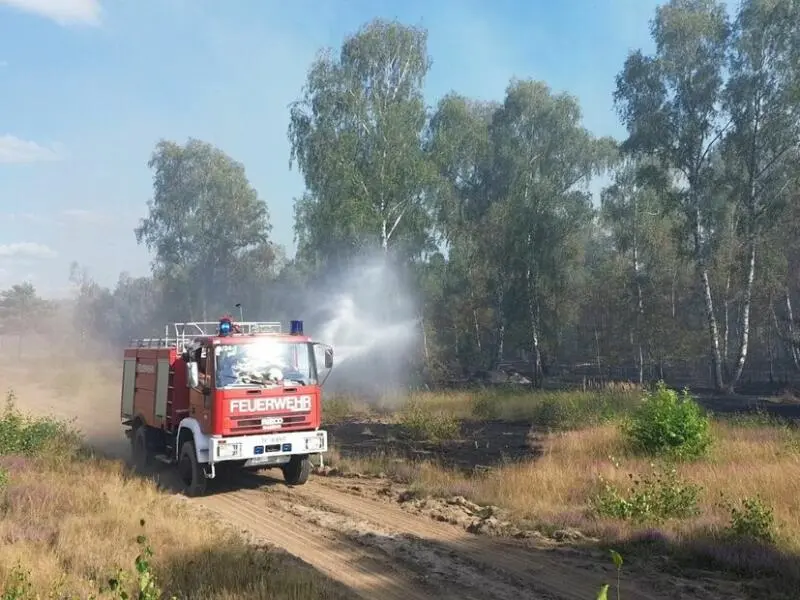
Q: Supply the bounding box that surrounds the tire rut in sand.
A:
[292,480,668,600]
[198,489,462,600]
[263,494,536,600]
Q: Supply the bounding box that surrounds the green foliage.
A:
[532,391,638,431]
[623,382,712,460]
[133,137,274,321]
[591,463,702,523]
[0,390,79,457]
[102,520,176,600]
[399,400,460,442]
[0,566,32,600]
[722,496,776,543]
[469,389,639,428]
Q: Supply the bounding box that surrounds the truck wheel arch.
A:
[176,418,210,464]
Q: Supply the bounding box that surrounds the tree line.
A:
[4,0,800,392]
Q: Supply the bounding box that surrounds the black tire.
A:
[178,439,208,497]
[131,426,153,473]
[282,455,310,486]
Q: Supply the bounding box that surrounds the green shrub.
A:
[0,390,78,457]
[623,382,711,460]
[591,464,701,523]
[399,401,460,442]
[723,496,776,543]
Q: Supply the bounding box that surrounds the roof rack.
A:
[128,321,283,351]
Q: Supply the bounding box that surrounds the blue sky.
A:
[0,0,678,297]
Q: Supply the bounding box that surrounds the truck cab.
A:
[121,318,333,496]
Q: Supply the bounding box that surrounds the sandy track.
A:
[199,490,439,600]
[188,471,683,600]
[198,483,535,600]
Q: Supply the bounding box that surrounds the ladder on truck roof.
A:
[128,321,283,350]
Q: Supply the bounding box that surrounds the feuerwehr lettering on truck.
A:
[229,395,312,414]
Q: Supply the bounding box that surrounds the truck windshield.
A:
[214,340,317,388]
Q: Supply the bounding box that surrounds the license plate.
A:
[261,417,283,427]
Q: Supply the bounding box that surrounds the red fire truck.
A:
[121,317,333,496]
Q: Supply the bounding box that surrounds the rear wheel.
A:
[178,439,208,497]
[282,455,310,486]
[131,426,153,473]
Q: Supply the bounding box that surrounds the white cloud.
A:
[0,0,100,26]
[0,134,62,164]
[0,243,58,260]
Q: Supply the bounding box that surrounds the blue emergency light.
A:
[219,317,233,336]
[290,320,304,335]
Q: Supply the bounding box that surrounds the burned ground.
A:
[326,418,541,472]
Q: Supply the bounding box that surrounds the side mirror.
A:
[186,362,199,388]
[324,347,334,369]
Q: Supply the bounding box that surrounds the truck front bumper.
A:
[208,429,328,469]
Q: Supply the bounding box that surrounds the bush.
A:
[623,382,711,460]
[591,464,701,523]
[723,496,776,543]
[399,401,460,442]
[0,390,79,457]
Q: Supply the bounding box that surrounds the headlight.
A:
[305,437,322,451]
[217,443,242,458]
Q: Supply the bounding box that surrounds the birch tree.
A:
[614,0,731,391]
[489,80,616,386]
[289,19,434,267]
[720,0,800,387]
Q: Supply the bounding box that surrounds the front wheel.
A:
[282,455,311,486]
[178,439,208,497]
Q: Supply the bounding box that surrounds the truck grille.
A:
[232,414,309,432]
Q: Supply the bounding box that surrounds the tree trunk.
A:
[526,269,543,388]
[694,207,725,391]
[632,206,645,386]
[494,283,506,367]
[729,235,757,390]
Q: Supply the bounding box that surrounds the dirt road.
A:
[194,471,664,600]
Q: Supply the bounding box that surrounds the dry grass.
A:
[324,384,641,429]
[398,421,800,537]
[328,393,800,588]
[0,401,350,599]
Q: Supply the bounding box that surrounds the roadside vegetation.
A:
[0,389,349,600]
[323,382,800,593]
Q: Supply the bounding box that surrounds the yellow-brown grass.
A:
[398,421,800,539]
[0,391,348,600]
[330,408,800,587]
[0,452,350,599]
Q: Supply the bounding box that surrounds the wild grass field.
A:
[322,383,800,592]
[0,389,350,600]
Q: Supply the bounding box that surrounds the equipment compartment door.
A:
[155,357,170,419]
[121,358,136,418]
